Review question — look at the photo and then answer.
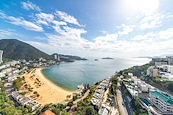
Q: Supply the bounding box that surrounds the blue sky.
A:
[1,0,173,58]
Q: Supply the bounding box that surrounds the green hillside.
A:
[0,39,53,60]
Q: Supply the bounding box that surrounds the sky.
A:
[0,0,173,58]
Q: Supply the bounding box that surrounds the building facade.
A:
[149,90,173,114]
[0,50,3,64]
[167,56,173,65]
[155,62,168,66]
[147,66,159,77]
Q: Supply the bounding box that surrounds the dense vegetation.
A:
[109,75,118,96]
[14,77,25,90]
[0,39,53,60]
[131,98,148,115]
[75,100,98,115]
[142,76,173,94]
[119,63,153,77]
[36,104,69,115]
[0,82,32,115]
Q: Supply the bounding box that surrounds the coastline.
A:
[41,68,78,92]
[21,68,78,105]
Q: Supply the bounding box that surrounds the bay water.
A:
[42,58,150,91]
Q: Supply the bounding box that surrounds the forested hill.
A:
[0,39,53,60]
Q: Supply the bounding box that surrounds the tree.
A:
[67,102,73,107]
[168,82,173,91]
[83,106,98,115]
[66,95,71,101]
[41,104,51,112]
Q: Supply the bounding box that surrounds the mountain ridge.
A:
[0,39,53,60]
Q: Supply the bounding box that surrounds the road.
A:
[111,96,119,115]
[122,94,133,115]
[73,90,90,104]
[116,89,128,115]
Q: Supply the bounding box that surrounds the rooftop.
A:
[150,90,173,106]
[100,108,109,115]
[41,110,55,115]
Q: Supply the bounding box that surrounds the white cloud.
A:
[0,11,43,32]
[36,13,54,23]
[0,29,17,39]
[45,26,88,49]
[52,20,67,26]
[35,13,55,26]
[56,11,80,26]
[2,2,173,58]
[37,20,48,25]
[131,32,155,41]
[140,13,162,30]
[94,34,118,44]
[62,26,87,38]
[132,28,173,41]
[21,1,41,11]
[25,41,57,54]
[117,24,134,35]
[157,28,173,40]
[26,25,173,58]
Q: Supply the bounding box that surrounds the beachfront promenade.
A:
[73,90,90,105]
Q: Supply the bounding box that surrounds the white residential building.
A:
[54,54,57,59]
[11,91,41,111]
[140,84,149,92]
[158,65,173,74]
[167,65,173,74]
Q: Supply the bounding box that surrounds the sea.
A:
[42,58,151,91]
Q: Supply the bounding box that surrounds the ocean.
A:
[42,58,150,91]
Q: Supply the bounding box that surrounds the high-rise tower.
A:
[0,50,3,63]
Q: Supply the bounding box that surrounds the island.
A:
[102,57,114,59]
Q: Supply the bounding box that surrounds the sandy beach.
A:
[20,68,78,105]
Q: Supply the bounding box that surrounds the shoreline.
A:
[21,68,79,105]
[41,68,78,92]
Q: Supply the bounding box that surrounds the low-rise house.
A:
[41,110,55,115]
[91,98,102,109]
[160,73,173,81]
[7,74,19,82]
[11,91,41,111]
[99,107,109,115]
[91,78,111,110]
[94,93,104,99]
